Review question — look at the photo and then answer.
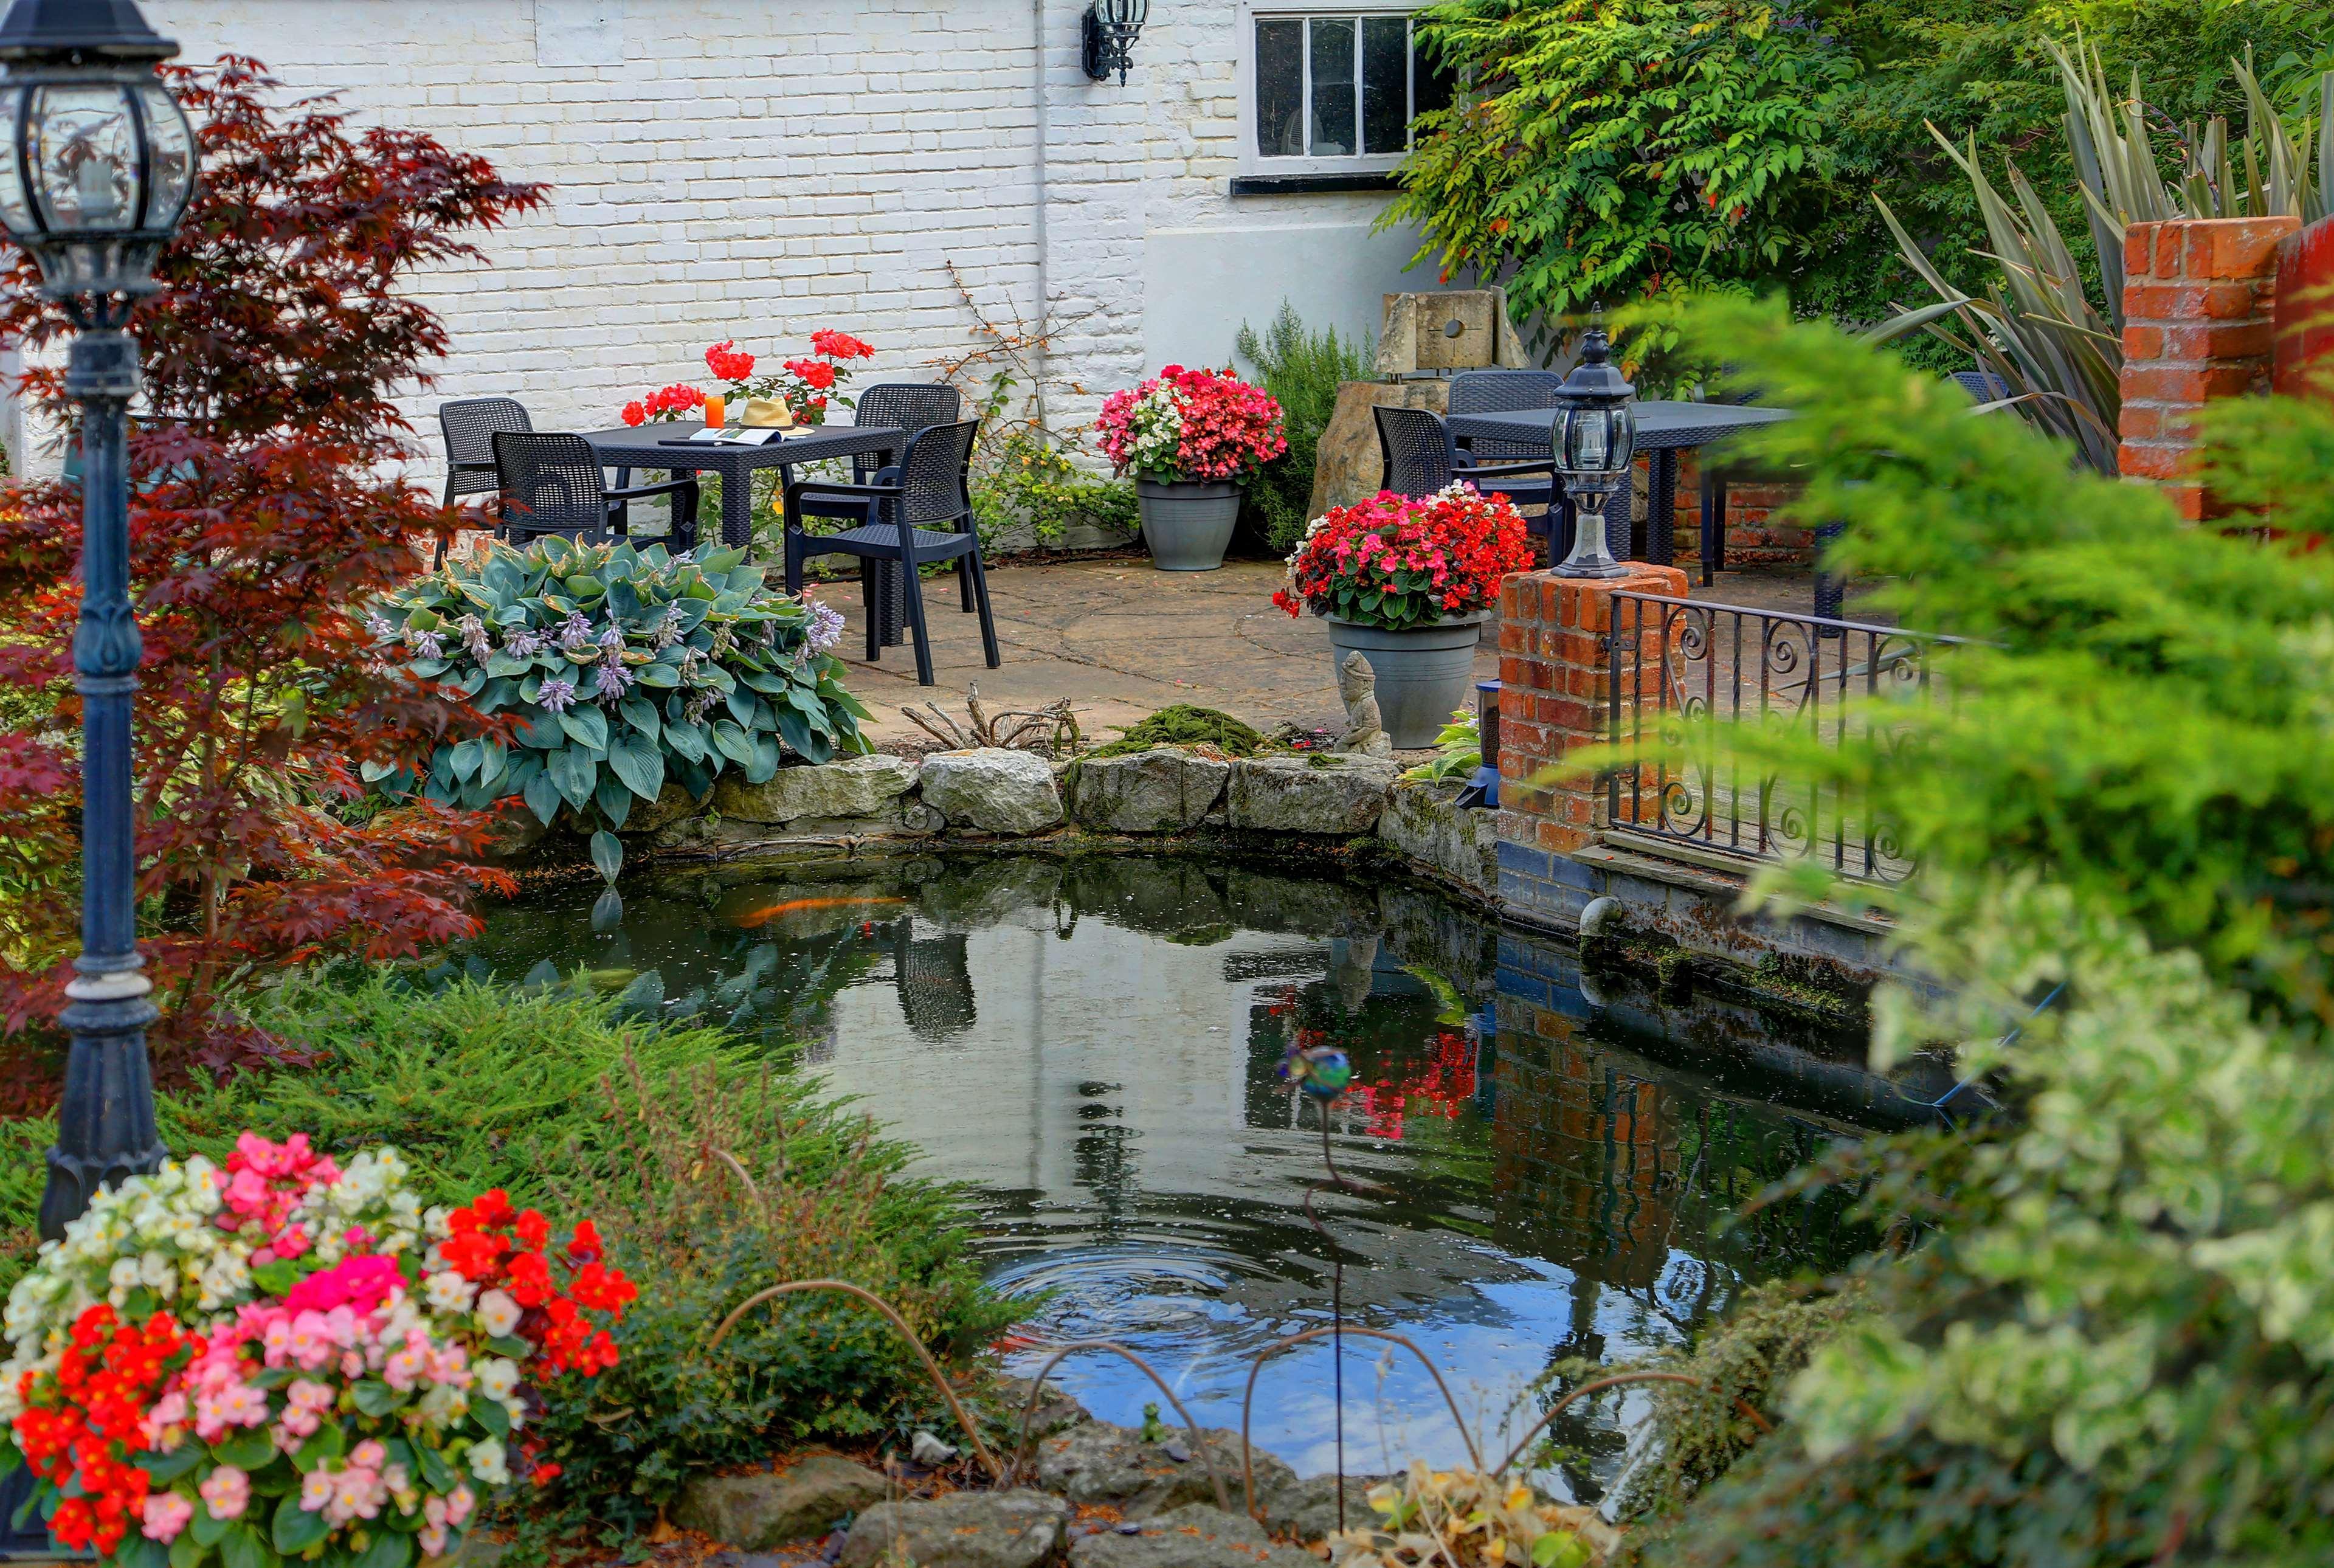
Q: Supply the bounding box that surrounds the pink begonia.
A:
[283,1254,402,1318]
[383,1331,430,1392]
[142,1493,195,1543]
[199,1464,250,1522]
[193,1381,269,1440]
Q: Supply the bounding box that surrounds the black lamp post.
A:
[0,0,194,1243]
[1547,308,1637,579]
[1081,0,1147,83]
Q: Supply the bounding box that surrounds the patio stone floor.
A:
[835,554,1871,752]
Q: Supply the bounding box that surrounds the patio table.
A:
[1446,400,1791,584]
[582,421,912,643]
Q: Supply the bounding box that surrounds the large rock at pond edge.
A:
[995,1373,1092,1443]
[1068,1504,1321,1568]
[919,748,1063,834]
[1227,754,1399,835]
[840,1491,1071,1568]
[1378,778,1498,894]
[672,1454,891,1549]
[1028,1421,1294,1518]
[1065,748,1231,834]
[620,779,711,837]
[713,753,920,824]
[1255,1472,1397,1545]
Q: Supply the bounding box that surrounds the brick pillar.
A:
[1496,562,1687,858]
[2118,215,2301,519]
[2272,215,2334,401]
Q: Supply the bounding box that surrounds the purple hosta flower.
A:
[683,692,715,725]
[805,599,845,654]
[457,613,491,661]
[598,621,627,655]
[595,661,635,702]
[651,608,683,650]
[407,627,444,660]
[559,612,594,652]
[538,677,579,714]
[503,626,544,658]
[364,609,396,643]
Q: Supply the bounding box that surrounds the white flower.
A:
[108,1258,140,1293]
[477,1358,520,1402]
[424,1272,476,1315]
[139,1251,173,1289]
[417,1383,469,1428]
[467,1437,509,1487]
[475,1290,522,1339]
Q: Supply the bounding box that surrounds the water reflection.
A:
[460,857,1929,1491]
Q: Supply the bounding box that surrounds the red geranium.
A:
[810,328,874,360]
[1097,365,1286,483]
[1273,483,1536,629]
[441,1189,637,1379]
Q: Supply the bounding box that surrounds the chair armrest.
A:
[608,476,698,502]
[1467,458,1558,481]
[782,474,902,531]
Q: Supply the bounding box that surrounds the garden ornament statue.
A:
[0,0,196,1243]
[1333,650,1394,757]
[1549,306,1638,579]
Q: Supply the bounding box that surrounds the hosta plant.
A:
[0,1134,634,1566]
[371,535,863,883]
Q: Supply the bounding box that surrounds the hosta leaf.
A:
[620,695,661,742]
[590,829,624,885]
[665,721,708,765]
[634,663,680,689]
[551,746,599,810]
[559,705,609,751]
[747,734,782,784]
[711,720,758,768]
[725,685,759,727]
[609,737,665,801]
[523,768,562,827]
[595,775,634,829]
[449,737,485,782]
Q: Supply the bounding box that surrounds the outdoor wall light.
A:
[1549,307,1637,579]
[1082,0,1148,85]
[0,0,193,1245]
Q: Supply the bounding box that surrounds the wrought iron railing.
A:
[1605,593,1963,884]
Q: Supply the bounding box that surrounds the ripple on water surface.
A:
[464,855,1903,1497]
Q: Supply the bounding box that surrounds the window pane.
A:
[1361,16,1409,154]
[1412,27,1454,121]
[1308,17,1356,156]
[1255,18,1304,157]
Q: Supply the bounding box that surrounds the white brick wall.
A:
[134,0,1422,480]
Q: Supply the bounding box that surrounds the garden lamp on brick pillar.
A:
[1082,0,1148,83]
[1548,306,1637,579]
[0,0,196,1243]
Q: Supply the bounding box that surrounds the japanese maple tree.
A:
[0,57,544,1089]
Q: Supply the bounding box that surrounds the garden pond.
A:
[460,854,1952,1501]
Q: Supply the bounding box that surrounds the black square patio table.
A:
[582,421,912,643]
[1446,400,1791,584]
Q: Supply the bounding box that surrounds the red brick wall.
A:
[2118,216,2301,519]
[2273,215,2334,401]
[1663,454,1811,569]
[1497,564,1687,855]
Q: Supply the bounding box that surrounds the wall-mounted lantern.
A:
[1082,0,1148,85]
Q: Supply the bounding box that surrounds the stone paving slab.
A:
[829,555,1860,750]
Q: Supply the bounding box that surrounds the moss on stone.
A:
[1086,704,1268,759]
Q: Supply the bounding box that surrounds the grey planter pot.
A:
[1136,477,1240,571]
[1324,612,1490,749]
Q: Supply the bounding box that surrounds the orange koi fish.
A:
[730,895,906,930]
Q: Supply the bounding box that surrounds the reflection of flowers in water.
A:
[1271,981,1479,1142]
[1342,1027,1479,1141]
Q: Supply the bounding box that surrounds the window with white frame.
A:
[1243,4,1454,174]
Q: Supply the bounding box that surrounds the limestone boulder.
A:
[841,1492,1070,1568]
[1379,778,1499,894]
[1308,378,1448,520]
[620,779,711,837]
[1065,748,1231,834]
[1067,1504,1319,1568]
[713,753,919,824]
[920,749,1063,834]
[672,1454,890,1549]
[1027,1421,1293,1519]
[1255,1472,1397,1546]
[1227,755,1400,835]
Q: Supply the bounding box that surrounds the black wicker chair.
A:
[437,396,533,565]
[1374,404,1564,556]
[791,384,965,648]
[491,432,699,551]
[781,419,995,686]
[1951,368,2014,405]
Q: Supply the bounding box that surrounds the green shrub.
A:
[1614,297,2334,1565]
[1235,302,1374,553]
[525,1051,1020,1532]
[373,535,870,883]
[971,424,1140,554]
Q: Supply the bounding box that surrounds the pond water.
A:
[461,855,1949,1500]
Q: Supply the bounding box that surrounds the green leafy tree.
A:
[1612,296,2334,1565]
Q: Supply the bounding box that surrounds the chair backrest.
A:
[492,432,612,542]
[1951,368,2012,404]
[441,398,532,500]
[895,419,981,529]
[1448,369,1566,461]
[1375,405,1457,499]
[852,383,963,483]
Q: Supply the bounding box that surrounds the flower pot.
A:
[1324,612,1490,749]
[1136,477,1241,572]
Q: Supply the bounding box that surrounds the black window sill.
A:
[1228,171,1401,195]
